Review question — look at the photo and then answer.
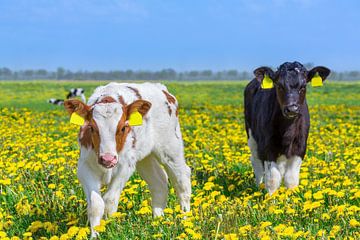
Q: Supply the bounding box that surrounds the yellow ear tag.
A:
[70,112,85,126]
[261,74,274,89]
[129,111,143,126]
[311,72,323,87]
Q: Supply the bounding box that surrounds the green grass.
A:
[1,80,359,110]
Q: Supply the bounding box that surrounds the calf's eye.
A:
[121,126,126,133]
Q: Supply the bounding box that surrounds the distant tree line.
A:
[0,67,359,81]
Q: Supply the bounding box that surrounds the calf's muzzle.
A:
[283,103,300,119]
[99,153,118,168]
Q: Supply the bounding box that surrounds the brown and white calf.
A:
[244,62,330,195]
[64,82,191,237]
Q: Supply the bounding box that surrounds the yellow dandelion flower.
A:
[349,219,360,227]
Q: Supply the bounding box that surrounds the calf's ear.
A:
[307,66,331,83]
[127,100,152,117]
[254,66,276,82]
[64,99,91,120]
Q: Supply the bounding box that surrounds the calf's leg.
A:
[136,155,169,217]
[163,160,191,212]
[284,156,302,189]
[264,161,282,195]
[250,155,264,186]
[276,155,287,178]
[77,165,103,238]
[156,147,191,213]
[248,129,264,185]
[103,164,136,218]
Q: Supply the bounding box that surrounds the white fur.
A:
[264,161,282,195]
[263,156,302,195]
[78,82,191,237]
[276,155,287,178]
[284,155,302,189]
[248,129,264,185]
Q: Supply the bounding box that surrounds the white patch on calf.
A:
[248,129,264,185]
[284,155,302,189]
[276,155,287,177]
[89,191,104,238]
[92,103,123,157]
[264,161,282,195]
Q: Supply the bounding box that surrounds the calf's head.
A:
[254,62,330,119]
[64,97,151,168]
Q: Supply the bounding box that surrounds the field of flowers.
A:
[0,81,359,239]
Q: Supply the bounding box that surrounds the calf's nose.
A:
[284,104,299,114]
[99,153,118,168]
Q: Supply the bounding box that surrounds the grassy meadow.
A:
[0,80,359,239]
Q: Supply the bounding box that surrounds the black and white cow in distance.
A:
[244,61,330,195]
[67,88,86,102]
[48,98,64,106]
[48,88,86,106]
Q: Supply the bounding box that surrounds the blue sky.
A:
[0,0,359,71]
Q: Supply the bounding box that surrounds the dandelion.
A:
[76,228,90,240]
[224,233,238,240]
[163,208,174,214]
[23,232,32,237]
[0,231,7,238]
[136,206,152,215]
[349,219,360,227]
[67,226,79,238]
[259,221,272,229]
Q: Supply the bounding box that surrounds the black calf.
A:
[244,61,330,194]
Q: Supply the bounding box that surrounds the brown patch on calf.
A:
[127,100,152,116]
[115,100,151,152]
[162,90,176,104]
[165,102,172,116]
[127,86,142,99]
[118,96,126,106]
[79,123,93,148]
[79,119,100,155]
[97,96,116,104]
[115,109,131,152]
[90,119,100,154]
[162,90,179,117]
